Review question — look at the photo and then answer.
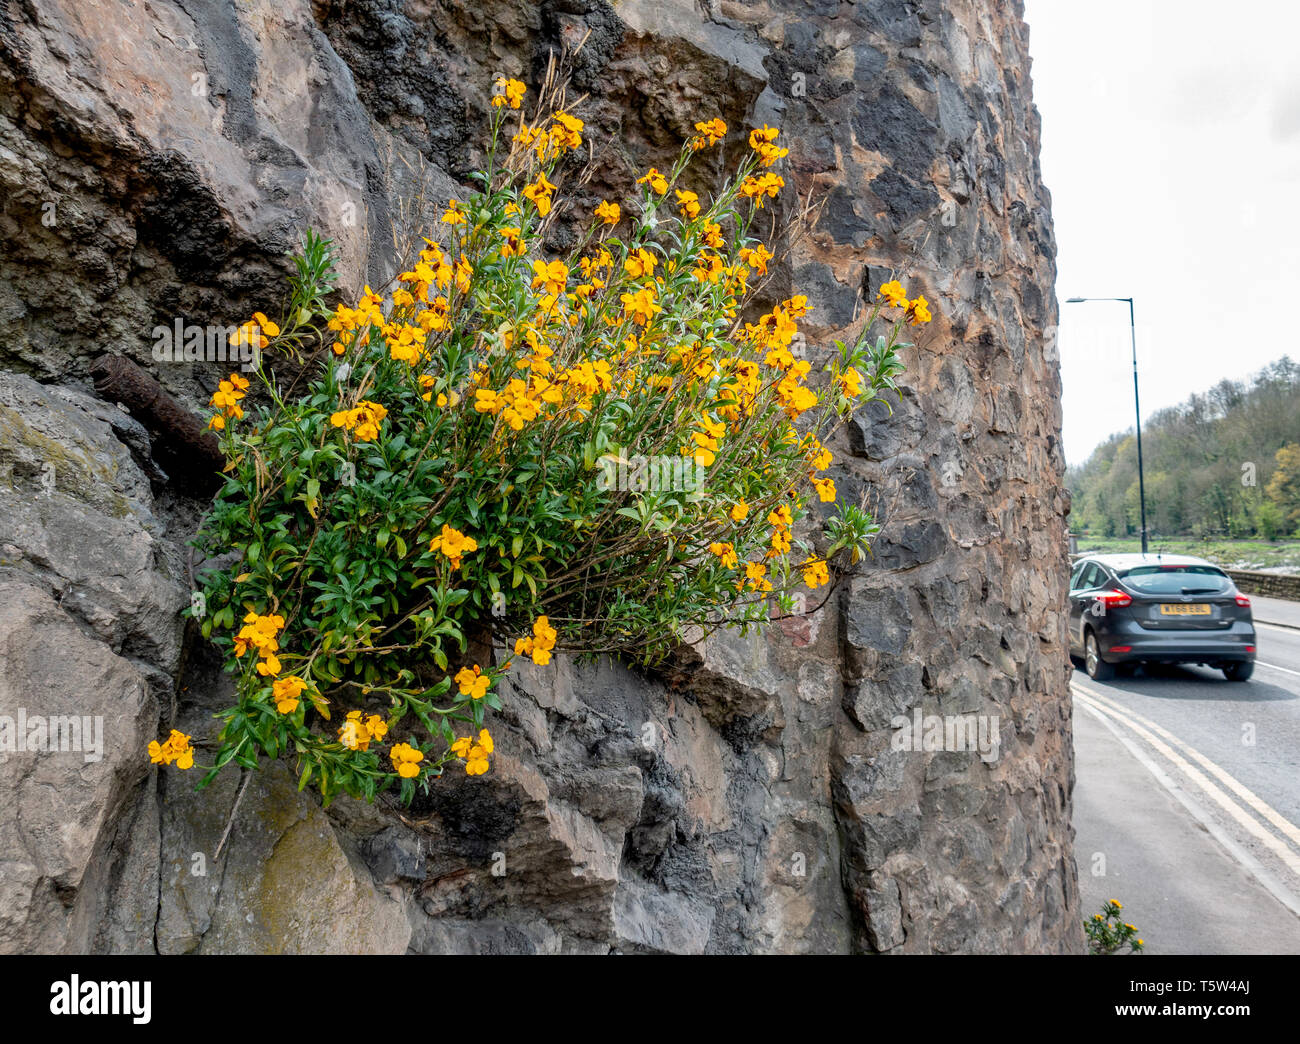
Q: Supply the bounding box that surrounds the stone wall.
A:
[0,0,1082,953]
[1225,570,1300,602]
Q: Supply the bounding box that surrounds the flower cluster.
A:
[451,729,494,776]
[338,710,389,752]
[231,311,280,350]
[329,399,388,442]
[390,742,425,778]
[455,664,491,699]
[515,616,558,666]
[1085,899,1145,954]
[187,75,924,806]
[207,372,249,431]
[272,675,308,714]
[234,611,284,677]
[492,76,526,110]
[748,125,788,167]
[428,524,478,569]
[878,280,932,326]
[149,729,195,770]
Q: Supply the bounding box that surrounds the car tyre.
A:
[1084,632,1114,681]
[1222,661,1253,682]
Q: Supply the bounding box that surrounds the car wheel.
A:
[1222,661,1254,682]
[1085,632,1114,681]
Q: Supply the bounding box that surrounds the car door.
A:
[1067,561,1097,652]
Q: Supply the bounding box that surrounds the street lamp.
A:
[1064,296,1148,554]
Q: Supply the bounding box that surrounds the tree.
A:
[1265,443,1300,533]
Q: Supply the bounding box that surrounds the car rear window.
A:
[1119,565,1231,595]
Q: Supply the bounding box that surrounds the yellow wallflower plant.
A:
[182,75,926,806]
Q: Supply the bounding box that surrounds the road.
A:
[1071,600,1300,954]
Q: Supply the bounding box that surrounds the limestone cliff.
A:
[0,0,1082,953]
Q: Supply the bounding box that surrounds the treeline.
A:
[1067,356,1300,540]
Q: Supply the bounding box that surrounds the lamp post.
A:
[1065,296,1148,554]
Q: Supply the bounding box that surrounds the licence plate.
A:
[1159,603,1211,616]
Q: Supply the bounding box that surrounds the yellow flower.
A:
[690,117,727,149]
[522,173,557,216]
[499,226,525,257]
[514,615,557,666]
[623,247,658,279]
[365,714,388,744]
[813,476,836,503]
[709,541,738,569]
[493,77,526,109]
[252,311,280,337]
[743,560,772,593]
[455,664,491,700]
[878,280,908,308]
[271,675,307,714]
[767,504,793,529]
[594,200,620,225]
[330,400,388,442]
[675,189,701,219]
[1109,899,1122,909]
[390,742,424,778]
[620,286,661,327]
[149,729,195,770]
[428,524,478,569]
[339,711,368,751]
[690,432,718,467]
[730,499,749,522]
[738,243,773,275]
[477,728,494,755]
[906,295,932,325]
[531,259,569,297]
[441,200,468,226]
[802,556,829,590]
[837,367,863,398]
[748,125,788,166]
[739,172,784,207]
[637,168,668,194]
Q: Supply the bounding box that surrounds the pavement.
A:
[1073,702,1300,953]
[1251,594,1300,631]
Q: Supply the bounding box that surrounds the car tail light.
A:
[1235,595,1251,608]
[1245,646,1256,653]
[1098,589,1132,609]
[1110,646,1132,653]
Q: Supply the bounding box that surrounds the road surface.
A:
[1071,599,1300,953]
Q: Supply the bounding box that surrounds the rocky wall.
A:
[0,0,1082,953]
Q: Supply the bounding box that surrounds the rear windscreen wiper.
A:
[1180,587,1219,595]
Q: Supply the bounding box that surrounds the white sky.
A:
[1023,0,1300,466]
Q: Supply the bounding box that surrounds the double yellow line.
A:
[1073,680,1300,896]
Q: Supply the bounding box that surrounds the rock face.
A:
[0,0,1082,953]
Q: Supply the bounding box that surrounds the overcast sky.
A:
[1023,0,1300,467]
